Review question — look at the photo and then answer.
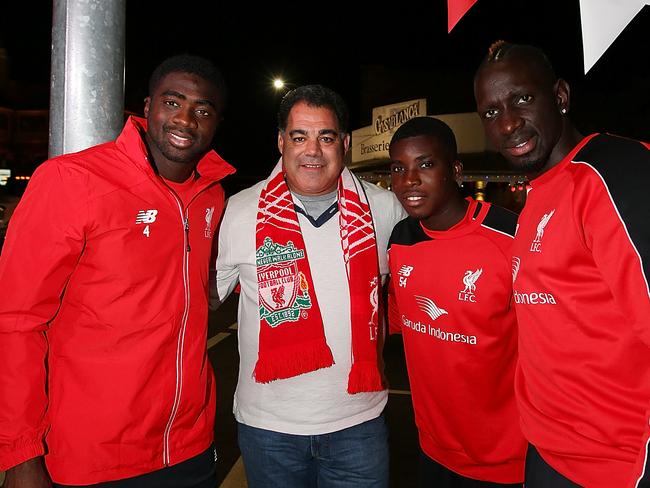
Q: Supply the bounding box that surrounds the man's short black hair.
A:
[390,117,458,160]
[476,40,557,85]
[278,85,349,134]
[148,54,228,110]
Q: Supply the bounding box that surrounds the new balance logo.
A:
[530,209,555,252]
[415,295,447,321]
[135,209,158,224]
[458,268,482,302]
[398,264,415,288]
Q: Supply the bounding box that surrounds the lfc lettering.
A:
[457,291,477,302]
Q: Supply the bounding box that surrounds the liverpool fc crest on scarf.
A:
[256,237,312,327]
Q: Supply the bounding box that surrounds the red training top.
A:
[388,197,525,483]
[511,134,650,488]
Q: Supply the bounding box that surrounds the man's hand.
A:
[3,457,52,488]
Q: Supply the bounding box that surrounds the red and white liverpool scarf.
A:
[254,160,384,393]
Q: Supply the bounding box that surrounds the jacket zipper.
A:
[162,198,191,466]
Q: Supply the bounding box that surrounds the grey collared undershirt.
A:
[292,190,337,220]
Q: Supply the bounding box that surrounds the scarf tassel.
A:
[253,340,335,383]
[347,360,385,394]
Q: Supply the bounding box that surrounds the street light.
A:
[273,78,285,90]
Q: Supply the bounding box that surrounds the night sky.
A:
[1,1,649,185]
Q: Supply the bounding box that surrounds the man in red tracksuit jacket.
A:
[475,41,650,488]
[0,54,235,487]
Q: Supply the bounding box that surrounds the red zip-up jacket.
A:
[0,117,235,484]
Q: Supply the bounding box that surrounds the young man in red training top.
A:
[387,116,525,488]
[474,41,650,488]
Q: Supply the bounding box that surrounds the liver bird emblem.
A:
[271,285,286,307]
[534,209,555,243]
[462,268,483,294]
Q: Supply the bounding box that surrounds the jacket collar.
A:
[115,116,235,184]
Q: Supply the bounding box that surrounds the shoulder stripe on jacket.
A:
[572,134,649,294]
[572,160,649,300]
[482,203,518,238]
[388,217,431,249]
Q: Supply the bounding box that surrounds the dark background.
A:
[1,0,648,185]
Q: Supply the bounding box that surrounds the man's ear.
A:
[343,133,351,153]
[555,79,570,113]
[143,97,151,117]
[277,130,284,154]
[454,160,464,185]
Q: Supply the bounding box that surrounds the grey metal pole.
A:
[49,0,126,158]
